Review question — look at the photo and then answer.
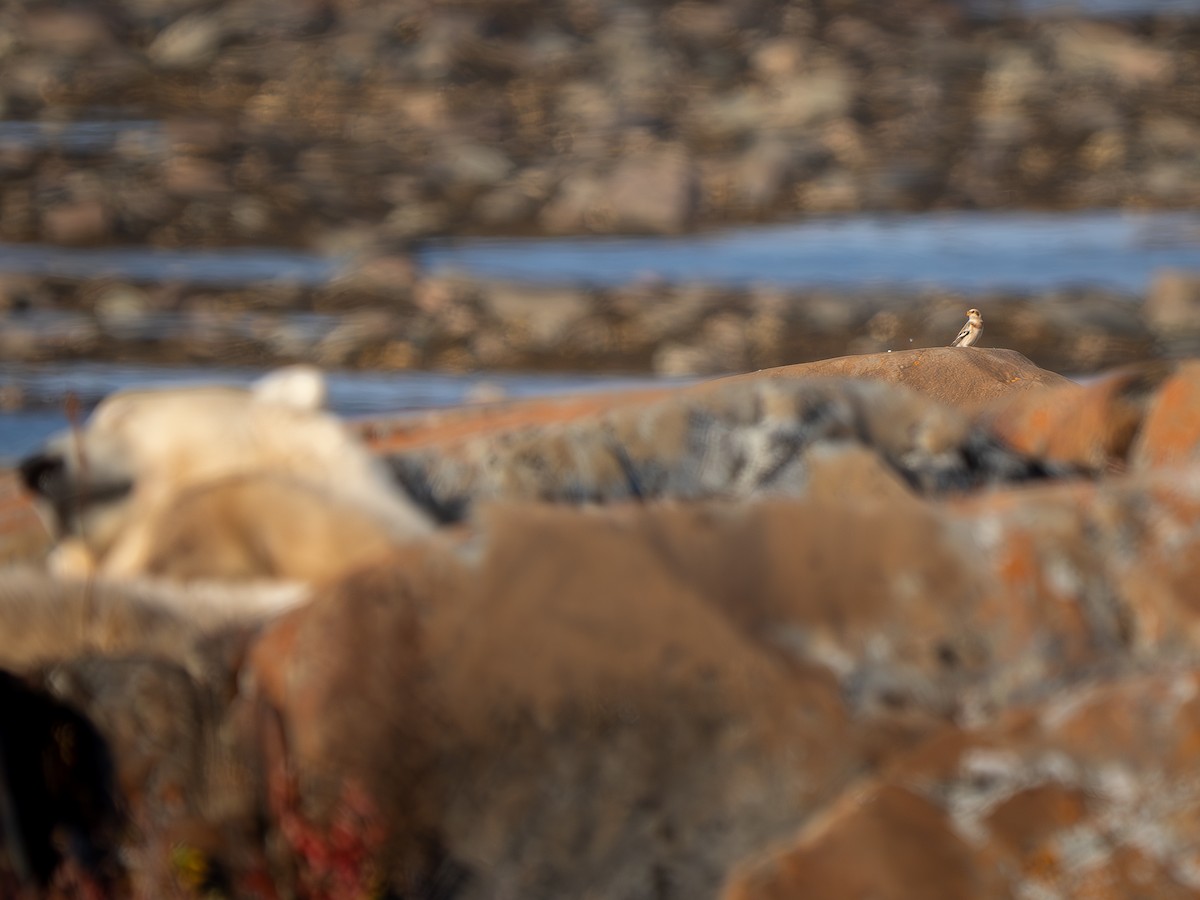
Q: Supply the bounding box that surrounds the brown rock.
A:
[723,784,997,900]
[1145,268,1200,334]
[358,386,677,453]
[478,283,593,350]
[725,670,1200,899]
[605,148,699,234]
[985,360,1200,473]
[723,347,1073,411]
[164,156,230,196]
[243,458,1200,897]
[1130,361,1200,469]
[40,199,112,246]
[241,503,873,896]
[242,558,442,892]
[384,377,1060,522]
[147,13,223,70]
[1049,21,1175,88]
[983,363,1170,471]
[22,9,115,54]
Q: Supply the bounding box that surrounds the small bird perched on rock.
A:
[951,308,983,348]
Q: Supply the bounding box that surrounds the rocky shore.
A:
[4,267,1200,382]
[1,0,1198,251]
[4,350,1200,896]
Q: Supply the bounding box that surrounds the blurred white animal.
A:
[19,366,432,583]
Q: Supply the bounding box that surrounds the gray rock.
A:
[385,378,1068,523]
[479,283,592,349]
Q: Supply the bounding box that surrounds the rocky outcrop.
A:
[723,669,1200,900]
[725,347,1074,410]
[9,353,1200,896]
[982,359,1200,472]
[385,373,1066,522]
[241,461,1200,898]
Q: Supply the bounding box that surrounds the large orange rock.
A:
[245,504,864,897]
[984,362,1172,471]
[1130,361,1200,469]
[724,347,1073,410]
[985,359,1200,473]
[242,461,1200,897]
[363,349,1067,454]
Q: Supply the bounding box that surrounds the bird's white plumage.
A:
[951,308,983,348]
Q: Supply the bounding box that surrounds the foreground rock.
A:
[10,354,1200,896]
[724,669,1200,899]
[244,462,1200,897]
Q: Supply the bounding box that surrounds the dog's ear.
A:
[251,366,328,411]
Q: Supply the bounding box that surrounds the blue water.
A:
[0,363,679,463]
[981,0,1200,14]
[0,120,164,155]
[3,211,1194,292]
[1,209,1198,458]
[419,211,1200,293]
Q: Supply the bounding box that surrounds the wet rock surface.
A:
[3,351,1200,895]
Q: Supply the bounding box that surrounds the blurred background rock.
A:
[0,0,1198,431]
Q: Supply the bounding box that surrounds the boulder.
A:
[6,447,1200,894]
[243,461,1200,897]
[726,348,1074,411]
[724,669,1200,900]
[984,360,1200,473]
[1130,361,1200,469]
[983,363,1170,471]
[385,376,1063,523]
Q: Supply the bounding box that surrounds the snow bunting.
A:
[950,308,983,348]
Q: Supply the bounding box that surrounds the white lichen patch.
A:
[1053,824,1110,876]
[1045,556,1083,599]
[944,749,1087,847]
[768,626,855,678]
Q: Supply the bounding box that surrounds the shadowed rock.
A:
[0,572,293,896]
[0,669,123,893]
